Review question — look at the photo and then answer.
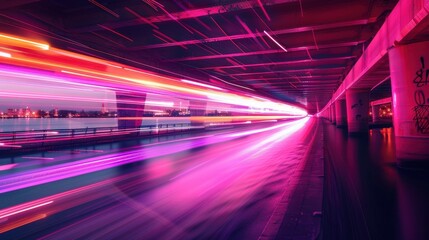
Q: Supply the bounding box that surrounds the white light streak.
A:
[181,79,223,90]
[0,51,11,58]
[264,30,288,52]
[146,101,174,107]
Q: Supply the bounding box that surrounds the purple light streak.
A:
[0,118,309,194]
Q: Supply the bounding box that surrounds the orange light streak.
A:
[0,201,53,219]
[0,33,307,116]
[118,116,299,123]
[7,52,204,97]
[0,33,49,50]
[0,214,47,234]
[53,48,123,69]
[13,55,218,97]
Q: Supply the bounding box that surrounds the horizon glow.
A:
[0,32,307,118]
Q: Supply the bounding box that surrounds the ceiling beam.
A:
[241,74,343,81]
[69,0,298,32]
[227,67,346,76]
[129,18,377,50]
[251,82,339,87]
[259,82,339,86]
[270,87,337,91]
[201,56,355,70]
[166,41,365,62]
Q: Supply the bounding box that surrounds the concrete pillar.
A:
[371,105,381,123]
[335,99,347,127]
[189,100,207,127]
[346,89,370,134]
[389,41,429,162]
[331,103,336,124]
[116,91,146,129]
[328,109,331,121]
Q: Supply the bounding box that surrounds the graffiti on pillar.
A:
[412,57,429,134]
[413,57,429,87]
[351,99,364,120]
[351,100,363,109]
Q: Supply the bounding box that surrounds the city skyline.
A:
[0,104,117,118]
[0,105,113,113]
[0,74,117,111]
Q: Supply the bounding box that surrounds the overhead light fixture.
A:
[89,0,120,18]
[181,79,223,90]
[210,76,255,91]
[263,30,288,52]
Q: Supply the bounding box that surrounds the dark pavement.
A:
[322,121,429,240]
[0,117,325,240]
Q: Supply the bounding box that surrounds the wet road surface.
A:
[322,121,429,240]
[0,117,321,240]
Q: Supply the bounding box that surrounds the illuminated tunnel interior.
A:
[1,1,429,240]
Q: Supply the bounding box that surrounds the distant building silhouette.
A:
[101,103,108,114]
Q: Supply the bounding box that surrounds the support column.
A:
[335,99,347,127]
[116,91,146,129]
[331,103,336,124]
[346,89,370,134]
[389,41,429,162]
[371,105,381,123]
[326,106,332,121]
[189,100,207,127]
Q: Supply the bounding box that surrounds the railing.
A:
[0,123,193,149]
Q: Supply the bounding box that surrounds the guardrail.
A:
[0,123,193,150]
